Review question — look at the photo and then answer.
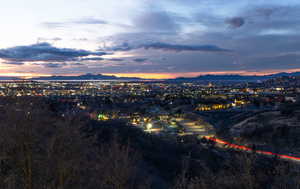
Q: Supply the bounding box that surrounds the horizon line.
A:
[0,69,300,79]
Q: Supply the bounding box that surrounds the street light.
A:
[146,123,153,132]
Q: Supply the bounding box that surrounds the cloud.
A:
[247,53,300,70]
[72,18,108,25]
[72,63,85,66]
[226,17,245,28]
[98,32,178,51]
[133,11,181,32]
[33,62,67,68]
[133,58,148,62]
[222,6,300,35]
[43,63,66,68]
[0,42,106,63]
[94,4,300,74]
[42,22,65,28]
[100,42,231,52]
[2,62,24,65]
[141,43,231,52]
[37,37,62,43]
[81,57,124,62]
[8,1,300,75]
[73,38,88,41]
[107,58,124,61]
[42,17,108,29]
[256,8,277,18]
[81,57,105,61]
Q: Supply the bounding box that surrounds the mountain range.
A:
[0,72,300,81]
[170,72,300,82]
[0,76,24,80]
[30,73,142,81]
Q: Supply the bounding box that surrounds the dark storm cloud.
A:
[101,42,231,53]
[226,17,245,28]
[0,43,106,62]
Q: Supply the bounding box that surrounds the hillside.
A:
[230,108,300,156]
[0,97,299,188]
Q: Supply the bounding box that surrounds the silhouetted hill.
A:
[0,76,22,80]
[171,72,300,82]
[30,73,143,81]
[270,72,300,77]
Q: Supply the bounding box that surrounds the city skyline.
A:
[1,0,300,79]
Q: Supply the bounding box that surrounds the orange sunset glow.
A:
[107,70,300,79]
[1,68,300,79]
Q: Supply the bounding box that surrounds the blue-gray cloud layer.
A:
[100,42,231,52]
[7,0,300,74]
[94,2,300,73]
[0,42,106,63]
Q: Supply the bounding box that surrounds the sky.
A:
[0,0,300,79]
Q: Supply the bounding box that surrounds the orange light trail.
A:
[204,136,300,162]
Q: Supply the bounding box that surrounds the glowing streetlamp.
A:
[146,123,153,132]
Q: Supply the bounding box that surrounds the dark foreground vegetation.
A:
[0,97,299,189]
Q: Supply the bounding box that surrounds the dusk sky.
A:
[1,0,300,79]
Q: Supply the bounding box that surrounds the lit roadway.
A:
[203,136,300,163]
[176,118,215,136]
[148,116,300,163]
[177,116,300,162]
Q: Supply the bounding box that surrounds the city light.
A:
[146,123,153,130]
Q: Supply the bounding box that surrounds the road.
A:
[203,136,300,162]
[176,118,215,137]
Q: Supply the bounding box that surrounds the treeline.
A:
[0,97,299,189]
